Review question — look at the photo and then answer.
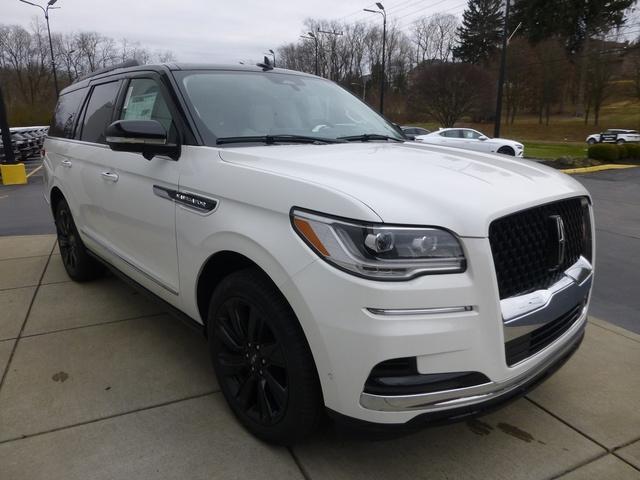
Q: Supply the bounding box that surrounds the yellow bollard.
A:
[0,163,28,185]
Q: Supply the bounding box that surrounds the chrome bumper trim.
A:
[360,314,586,412]
[500,256,592,341]
[366,306,473,316]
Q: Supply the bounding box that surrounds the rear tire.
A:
[616,139,626,145]
[207,268,323,445]
[54,198,104,282]
[497,146,515,156]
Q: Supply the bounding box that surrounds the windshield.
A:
[175,70,403,145]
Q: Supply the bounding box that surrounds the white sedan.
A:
[415,128,524,157]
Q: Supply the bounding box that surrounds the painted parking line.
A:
[562,164,638,175]
[26,165,43,178]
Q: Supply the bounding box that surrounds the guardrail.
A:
[0,126,49,163]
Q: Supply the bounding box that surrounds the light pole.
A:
[300,31,319,76]
[19,0,60,97]
[268,49,276,67]
[364,2,386,114]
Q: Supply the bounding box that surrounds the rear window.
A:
[49,88,87,138]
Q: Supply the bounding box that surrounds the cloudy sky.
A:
[3,0,468,63]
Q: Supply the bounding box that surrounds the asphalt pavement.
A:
[574,168,640,334]
[1,162,638,333]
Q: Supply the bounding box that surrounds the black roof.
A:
[60,61,316,95]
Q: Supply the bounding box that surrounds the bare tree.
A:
[410,62,492,126]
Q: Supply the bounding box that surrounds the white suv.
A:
[44,62,594,444]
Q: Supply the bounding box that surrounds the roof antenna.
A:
[256,55,274,71]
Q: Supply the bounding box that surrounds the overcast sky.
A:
[2,0,468,63]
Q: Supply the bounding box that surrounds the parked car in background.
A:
[586,129,640,145]
[415,128,524,157]
[45,62,592,444]
[400,125,430,140]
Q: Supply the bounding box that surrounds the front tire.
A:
[54,198,104,282]
[587,138,597,145]
[207,268,323,445]
[616,139,626,145]
[497,146,515,156]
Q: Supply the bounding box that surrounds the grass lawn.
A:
[522,141,588,160]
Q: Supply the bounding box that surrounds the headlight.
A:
[291,208,466,280]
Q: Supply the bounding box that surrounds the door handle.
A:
[100,171,119,182]
[61,160,72,168]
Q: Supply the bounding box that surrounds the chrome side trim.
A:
[366,306,473,316]
[80,228,179,296]
[359,316,585,412]
[153,185,218,214]
[106,136,166,145]
[501,256,592,341]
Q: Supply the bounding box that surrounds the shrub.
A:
[617,144,629,160]
[625,144,640,162]
[588,144,620,162]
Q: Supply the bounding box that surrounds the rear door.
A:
[73,79,124,241]
[91,74,181,301]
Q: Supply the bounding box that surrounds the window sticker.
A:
[123,92,157,121]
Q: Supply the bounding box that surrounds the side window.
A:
[80,81,121,144]
[462,130,481,139]
[49,88,87,138]
[120,79,174,134]
[442,130,461,138]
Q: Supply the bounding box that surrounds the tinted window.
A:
[49,88,87,138]
[120,78,174,134]
[80,81,121,144]
[442,130,462,138]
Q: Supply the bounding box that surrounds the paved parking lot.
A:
[0,234,639,479]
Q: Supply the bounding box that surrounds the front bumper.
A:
[290,236,591,425]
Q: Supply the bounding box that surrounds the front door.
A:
[89,75,181,302]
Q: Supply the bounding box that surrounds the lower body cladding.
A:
[289,237,592,426]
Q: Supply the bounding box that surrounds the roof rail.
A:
[77,59,141,82]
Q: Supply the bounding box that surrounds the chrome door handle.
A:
[61,160,72,168]
[100,171,119,182]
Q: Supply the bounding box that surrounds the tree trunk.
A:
[575,37,590,118]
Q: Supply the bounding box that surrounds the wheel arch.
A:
[50,186,65,217]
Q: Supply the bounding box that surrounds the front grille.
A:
[489,197,590,300]
[505,303,583,366]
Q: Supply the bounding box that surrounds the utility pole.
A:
[19,0,61,97]
[0,84,16,164]
[317,29,343,80]
[364,3,386,114]
[494,0,510,138]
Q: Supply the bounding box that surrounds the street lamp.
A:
[268,49,276,67]
[19,0,60,97]
[364,2,386,114]
[300,31,319,76]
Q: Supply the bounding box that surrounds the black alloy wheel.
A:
[54,198,103,282]
[214,296,289,425]
[57,206,79,272]
[208,269,323,444]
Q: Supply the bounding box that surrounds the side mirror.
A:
[478,135,489,141]
[105,120,180,161]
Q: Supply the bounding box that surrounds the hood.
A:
[219,142,589,237]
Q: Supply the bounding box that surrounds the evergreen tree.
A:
[453,0,504,64]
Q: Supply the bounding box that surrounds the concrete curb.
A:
[561,164,638,175]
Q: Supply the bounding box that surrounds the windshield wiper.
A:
[216,135,346,145]
[338,134,404,142]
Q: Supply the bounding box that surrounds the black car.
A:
[400,126,430,140]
